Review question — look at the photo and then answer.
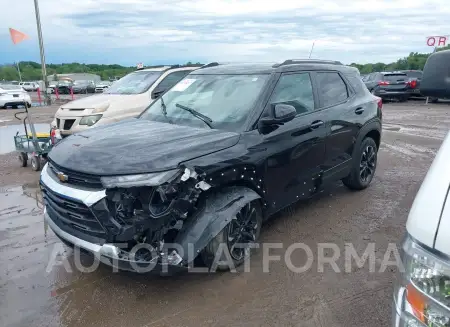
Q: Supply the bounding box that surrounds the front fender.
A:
[174,186,260,263]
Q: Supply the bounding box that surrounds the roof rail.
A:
[199,62,220,69]
[273,59,343,68]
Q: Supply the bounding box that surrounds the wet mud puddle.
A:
[0,184,59,327]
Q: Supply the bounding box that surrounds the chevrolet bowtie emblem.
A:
[57,172,69,182]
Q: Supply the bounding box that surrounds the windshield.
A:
[140,74,269,131]
[104,71,161,95]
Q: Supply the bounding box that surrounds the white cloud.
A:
[1,0,450,64]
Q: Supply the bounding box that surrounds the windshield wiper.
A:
[176,103,213,129]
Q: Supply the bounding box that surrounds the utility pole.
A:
[33,0,51,105]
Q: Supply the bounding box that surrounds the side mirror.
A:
[151,88,166,99]
[259,104,296,128]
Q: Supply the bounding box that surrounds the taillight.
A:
[378,81,389,86]
[377,97,382,111]
[408,80,417,88]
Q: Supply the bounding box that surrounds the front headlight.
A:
[92,103,110,113]
[396,235,450,326]
[79,114,102,126]
[101,169,181,188]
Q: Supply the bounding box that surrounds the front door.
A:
[259,72,328,213]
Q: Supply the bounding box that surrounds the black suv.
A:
[364,71,413,101]
[40,60,382,273]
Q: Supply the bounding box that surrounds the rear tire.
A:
[19,152,28,167]
[31,156,41,171]
[201,199,262,271]
[430,97,439,103]
[342,137,378,190]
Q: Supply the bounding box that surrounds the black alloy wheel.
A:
[342,137,378,190]
[360,144,376,183]
[201,198,262,271]
[227,202,260,262]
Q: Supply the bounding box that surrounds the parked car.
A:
[0,84,32,108]
[41,59,382,274]
[51,65,201,137]
[399,70,423,98]
[19,81,39,92]
[47,82,57,94]
[55,80,74,94]
[364,72,417,101]
[94,81,111,93]
[71,80,96,94]
[392,49,450,327]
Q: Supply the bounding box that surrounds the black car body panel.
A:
[48,119,240,175]
[41,60,382,273]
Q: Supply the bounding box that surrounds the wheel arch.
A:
[356,120,381,152]
[174,186,261,264]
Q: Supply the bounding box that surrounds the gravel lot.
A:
[0,101,449,327]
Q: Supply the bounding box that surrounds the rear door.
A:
[314,71,370,184]
[379,73,409,92]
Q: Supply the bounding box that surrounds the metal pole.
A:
[33,0,51,105]
[309,41,315,59]
[16,61,22,82]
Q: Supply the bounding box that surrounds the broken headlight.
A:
[101,169,181,188]
[395,235,450,326]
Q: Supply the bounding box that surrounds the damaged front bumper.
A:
[40,163,189,274]
[44,208,187,274]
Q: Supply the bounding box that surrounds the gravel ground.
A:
[0,101,449,327]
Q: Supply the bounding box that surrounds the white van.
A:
[51,65,200,137]
[392,50,450,327]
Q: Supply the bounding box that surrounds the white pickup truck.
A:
[392,49,450,327]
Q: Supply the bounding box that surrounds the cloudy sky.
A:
[1,0,449,66]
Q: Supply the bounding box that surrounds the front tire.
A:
[342,137,378,190]
[201,199,262,271]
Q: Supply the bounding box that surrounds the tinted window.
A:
[403,71,422,79]
[157,71,192,90]
[345,74,366,94]
[316,72,348,107]
[269,73,314,115]
[383,74,408,82]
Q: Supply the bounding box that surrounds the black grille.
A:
[41,183,106,240]
[63,119,75,130]
[48,160,103,189]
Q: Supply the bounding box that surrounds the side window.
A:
[316,72,348,107]
[157,70,191,90]
[269,73,315,115]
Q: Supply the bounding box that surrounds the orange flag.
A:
[9,28,29,45]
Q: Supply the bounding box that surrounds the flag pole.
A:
[33,0,50,105]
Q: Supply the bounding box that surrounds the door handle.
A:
[355,107,364,114]
[310,120,324,129]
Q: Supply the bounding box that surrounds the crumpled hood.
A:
[48,119,240,175]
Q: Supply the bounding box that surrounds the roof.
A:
[137,64,203,73]
[192,60,358,75]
